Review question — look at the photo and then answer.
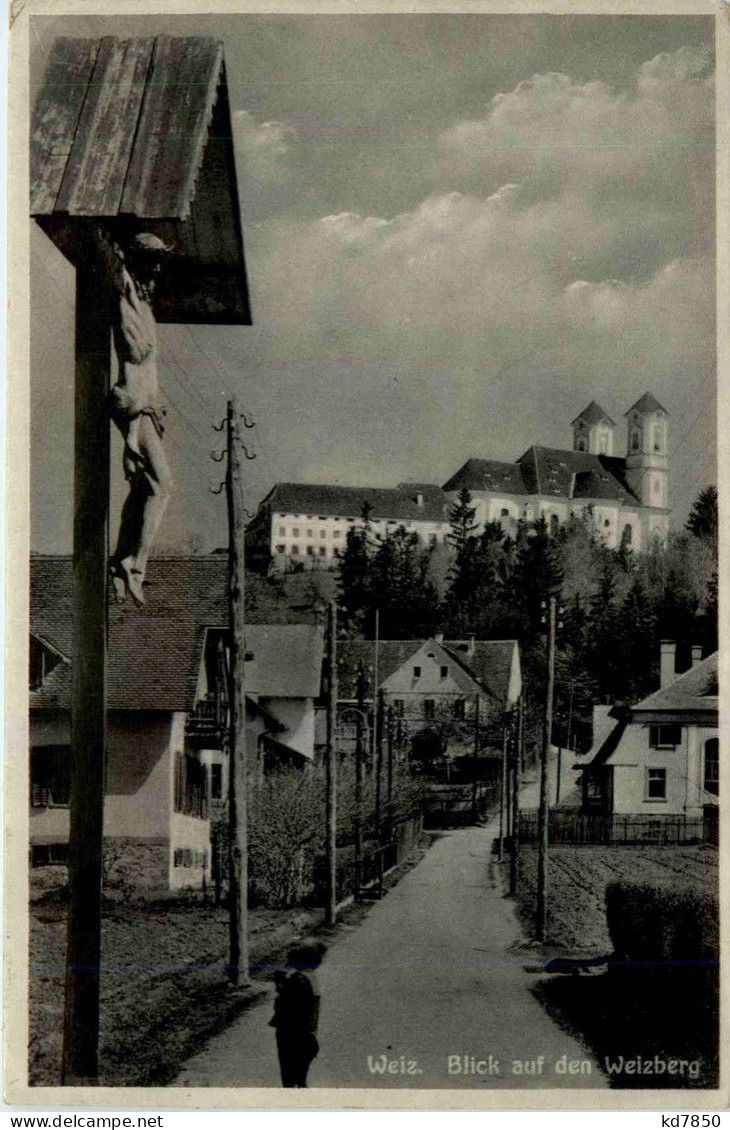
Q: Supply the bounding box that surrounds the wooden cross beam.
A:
[31,35,251,1083]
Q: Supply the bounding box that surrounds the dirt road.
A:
[174,777,604,1091]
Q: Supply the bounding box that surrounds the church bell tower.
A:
[624,393,670,540]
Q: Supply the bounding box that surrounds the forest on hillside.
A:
[333,486,718,755]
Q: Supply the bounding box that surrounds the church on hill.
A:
[248,393,670,570]
[443,393,670,552]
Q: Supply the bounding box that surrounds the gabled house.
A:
[334,636,521,749]
[580,642,718,839]
[29,556,324,888]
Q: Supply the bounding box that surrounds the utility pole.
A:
[386,704,394,837]
[62,239,112,1085]
[225,397,250,988]
[325,602,338,924]
[471,695,480,821]
[498,724,507,861]
[536,595,557,942]
[354,661,366,896]
[375,687,385,895]
[371,608,380,756]
[509,705,521,897]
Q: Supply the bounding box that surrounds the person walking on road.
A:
[269,939,327,1087]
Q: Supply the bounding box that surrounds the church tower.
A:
[571,401,615,455]
[624,393,670,539]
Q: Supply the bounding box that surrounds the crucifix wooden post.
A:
[31,34,253,1083]
[62,233,113,1085]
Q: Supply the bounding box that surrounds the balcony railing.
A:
[185,698,227,747]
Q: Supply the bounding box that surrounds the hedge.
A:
[605,880,718,974]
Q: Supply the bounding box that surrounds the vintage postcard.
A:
[4,0,726,1111]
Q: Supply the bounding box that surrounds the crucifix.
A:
[31,34,251,1083]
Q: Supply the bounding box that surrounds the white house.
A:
[246,482,451,572]
[580,643,718,838]
[29,557,325,889]
[334,636,522,750]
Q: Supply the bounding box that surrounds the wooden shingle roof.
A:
[31,35,250,324]
[30,555,228,711]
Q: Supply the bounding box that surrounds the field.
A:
[515,844,719,954]
[29,889,322,1087]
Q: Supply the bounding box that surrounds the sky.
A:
[30,13,716,554]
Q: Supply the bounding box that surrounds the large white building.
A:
[248,393,670,570]
[443,393,670,552]
[247,482,452,571]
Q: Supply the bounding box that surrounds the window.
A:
[31,746,70,807]
[622,523,633,545]
[453,698,465,720]
[333,530,341,539]
[318,547,327,557]
[307,529,313,538]
[306,546,314,556]
[645,768,667,801]
[653,478,660,496]
[653,425,663,453]
[550,514,559,536]
[291,545,300,556]
[320,529,327,538]
[704,738,719,796]
[501,508,509,517]
[649,724,681,749]
[413,666,421,679]
[292,527,300,537]
[31,842,69,867]
[276,544,285,554]
[424,699,435,720]
[174,752,208,818]
[631,429,640,452]
[599,432,608,453]
[393,699,404,715]
[211,763,223,800]
[278,526,286,537]
[577,439,586,452]
[440,665,448,679]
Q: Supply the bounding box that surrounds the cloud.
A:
[437,44,714,269]
[234,110,295,183]
[237,42,714,516]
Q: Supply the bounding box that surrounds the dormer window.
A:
[631,429,640,453]
[653,425,663,453]
[576,438,586,452]
[30,635,65,691]
[413,666,421,679]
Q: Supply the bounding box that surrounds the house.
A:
[444,394,670,551]
[580,642,718,836]
[333,636,522,752]
[29,556,324,888]
[191,622,325,804]
[247,393,670,573]
[246,482,450,572]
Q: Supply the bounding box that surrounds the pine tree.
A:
[686,485,718,542]
[447,487,478,553]
[336,502,374,630]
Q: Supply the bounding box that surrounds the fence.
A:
[332,811,423,899]
[422,781,500,828]
[518,809,710,846]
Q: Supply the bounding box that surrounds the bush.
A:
[605,880,718,976]
[248,768,325,907]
